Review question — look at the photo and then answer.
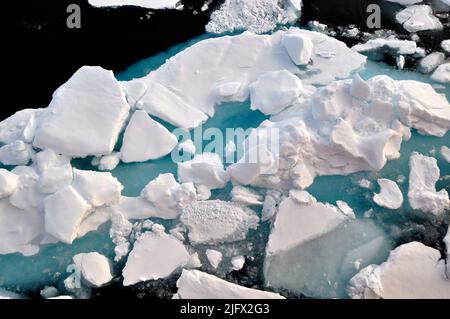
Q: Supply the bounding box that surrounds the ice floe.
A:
[373,178,404,209]
[264,192,391,298]
[441,39,450,53]
[418,52,446,74]
[0,140,33,166]
[206,0,301,34]
[178,153,229,191]
[120,110,178,163]
[126,28,366,129]
[174,269,285,299]
[88,0,181,9]
[231,255,246,271]
[141,173,197,219]
[0,169,18,198]
[431,63,450,84]
[122,230,190,286]
[77,252,113,288]
[180,200,259,245]
[348,242,450,299]
[206,249,223,269]
[408,152,449,215]
[396,5,443,33]
[281,33,313,66]
[229,74,450,191]
[441,146,450,162]
[33,66,130,157]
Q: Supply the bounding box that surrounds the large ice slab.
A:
[180,200,259,245]
[33,66,130,157]
[174,269,285,299]
[76,252,113,288]
[348,242,450,299]
[408,152,449,215]
[128,28,366,129]
[122,230,190,286]
[120,110,177,163]
[264,193,391,298]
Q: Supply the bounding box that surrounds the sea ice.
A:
[373,178,404,209]
[141,173,197,219]
[120,110,178,163]
[174,269,285,299]
[122,231,190,286]
[0,169,19,198]
[44,186,92,244]
[348,242,450,299]
[0,109,43,145]
[206,249,223,269]
[250,70,304,115]
[408,152,449,215]
[77,252,113,288]
[33,66,130,157]
[206,0,301,34]
[396,5,443,33]
[441,146,450,162]
[178,153,229,191]
[180,200,259,245]
[264,193,391,298]
[0,140,32,166]
[431,63,450,84]
[441,39,450,53]
[281,33,313,66]
[231,256,246,271]
[88,0,181,9]
[418,52,445,74]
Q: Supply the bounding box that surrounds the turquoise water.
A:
[0,33,449,298]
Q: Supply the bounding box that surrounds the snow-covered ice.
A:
[181,200,259,245]
[77,252,113,288]
[122,230,190,286]
[250,70,304,115]
[408,152,449,215]
[281,33,313,66]
[0,169,18,198]
[441,146,450,162]
[206,0,301,34]
[231,255,246,271]
[373,178,404,209]
[206,249,223,269]
[33,66,130,157]
[396,5,443,33]
[174,269,285,299]
[88,0,181,9]
[348,242,450,299]
[120,110,178,163]
[418,52,446,74]
[431,63,450,84]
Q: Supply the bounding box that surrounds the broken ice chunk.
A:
[231,255,246,271]
[120,110,178,163]
[281,33,313,66]
[0,140,32,166]
[230,185,263,206]
[178,153,229,190]
[441,146,450,163]
[78,252,113,288]
[44,186,92,244]
[396,5,443,33]
[122,231,190,286]
[250,70,303,115]
[0,169,18,198]
[181,200,259,245]
[0,109,43,144]
[33,66,130,157]
[206,249,223,269]
[348,242,450,299]
[418,52,445,74]
[140,173,197,219]
[174,269,285,299]
[373,178,404,210]
[71,169,123,208]
[350,74,371,101]
[431,63,450,84]
[92,152,120,171]
[408,152,449,215]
